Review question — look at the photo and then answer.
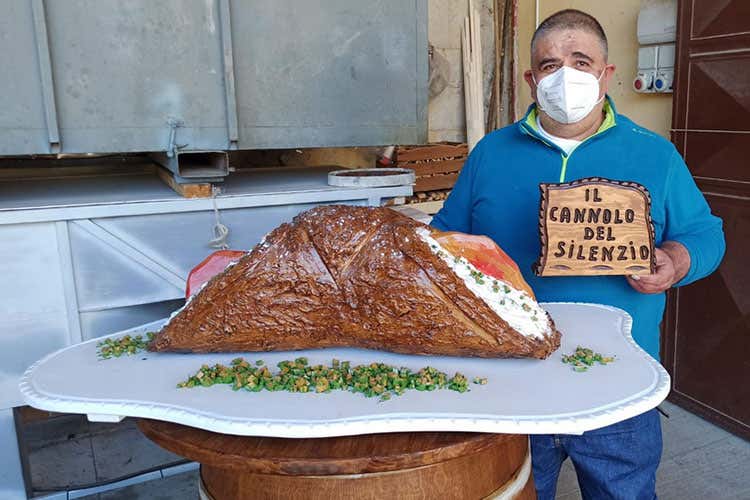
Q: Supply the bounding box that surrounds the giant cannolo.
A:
[149,205,561,359]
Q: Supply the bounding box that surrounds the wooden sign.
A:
[534,178,656,277]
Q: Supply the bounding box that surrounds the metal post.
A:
[56,221,83,346]
[30,0,61,154]
[416,0,429,144]
[0,409,26,500]
[218,0,240,150]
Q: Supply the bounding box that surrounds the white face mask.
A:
[533,66,605,124]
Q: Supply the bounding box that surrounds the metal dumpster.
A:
[0,0,428,156]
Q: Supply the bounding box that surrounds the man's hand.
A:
[627,242,691,294]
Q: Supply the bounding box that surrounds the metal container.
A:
[0,0,428,157]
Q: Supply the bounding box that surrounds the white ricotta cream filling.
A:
[416,228,552,339]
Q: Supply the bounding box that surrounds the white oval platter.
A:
[20,303,670,438]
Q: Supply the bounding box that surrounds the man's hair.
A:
[531,9,608,60]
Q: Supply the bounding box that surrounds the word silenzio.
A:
[534,178,656,277]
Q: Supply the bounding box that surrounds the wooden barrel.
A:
[138,419,535,500]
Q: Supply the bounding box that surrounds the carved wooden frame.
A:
[534,177,656,276]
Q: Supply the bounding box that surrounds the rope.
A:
[208,186,230,250]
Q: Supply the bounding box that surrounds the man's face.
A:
[524,28,615,106]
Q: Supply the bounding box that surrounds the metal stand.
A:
[0,409,26,500]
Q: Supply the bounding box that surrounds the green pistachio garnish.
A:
[97,332,155,359]
[561,346,615,372]
[177,359,480,400]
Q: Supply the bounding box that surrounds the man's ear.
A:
[601,64,617,93]
[524,70,537,101]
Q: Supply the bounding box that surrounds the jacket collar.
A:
[518,95,618,140]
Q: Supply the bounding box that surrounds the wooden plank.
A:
[407,200,445,216]
[398,159,465,176]
[489,0,508,131]
[487,68,498,133]
[0,162,154,180]
[396,144,467,162]
[463,1,485,151]
[389,205,433,223]
[156,167,212,198]
[414,173,460,192]
[500,0,514,126]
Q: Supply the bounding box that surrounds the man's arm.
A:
[430,148,480,232]
[628,150,725,294]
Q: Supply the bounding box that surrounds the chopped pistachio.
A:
[97,332,156,359]
[561,346,615,372]
[176,358,483,401]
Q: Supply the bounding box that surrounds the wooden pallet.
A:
[394,143,468,193]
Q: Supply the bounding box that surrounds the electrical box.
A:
[634,47,656,92]
[633,0,677,94]
[637,0,677,44]
[654,44,675,93]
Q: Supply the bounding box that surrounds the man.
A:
[432,9,725,500]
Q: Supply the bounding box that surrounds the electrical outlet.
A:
[633,72,655,93]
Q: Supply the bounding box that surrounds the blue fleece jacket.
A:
[431,99,725,360]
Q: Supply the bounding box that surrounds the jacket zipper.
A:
[519,126,571,182]
[521,124,612,183]
[559,155,569,183]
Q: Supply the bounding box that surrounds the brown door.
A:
[665,0,750,440]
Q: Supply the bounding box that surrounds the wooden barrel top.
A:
[138,419,521,476]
